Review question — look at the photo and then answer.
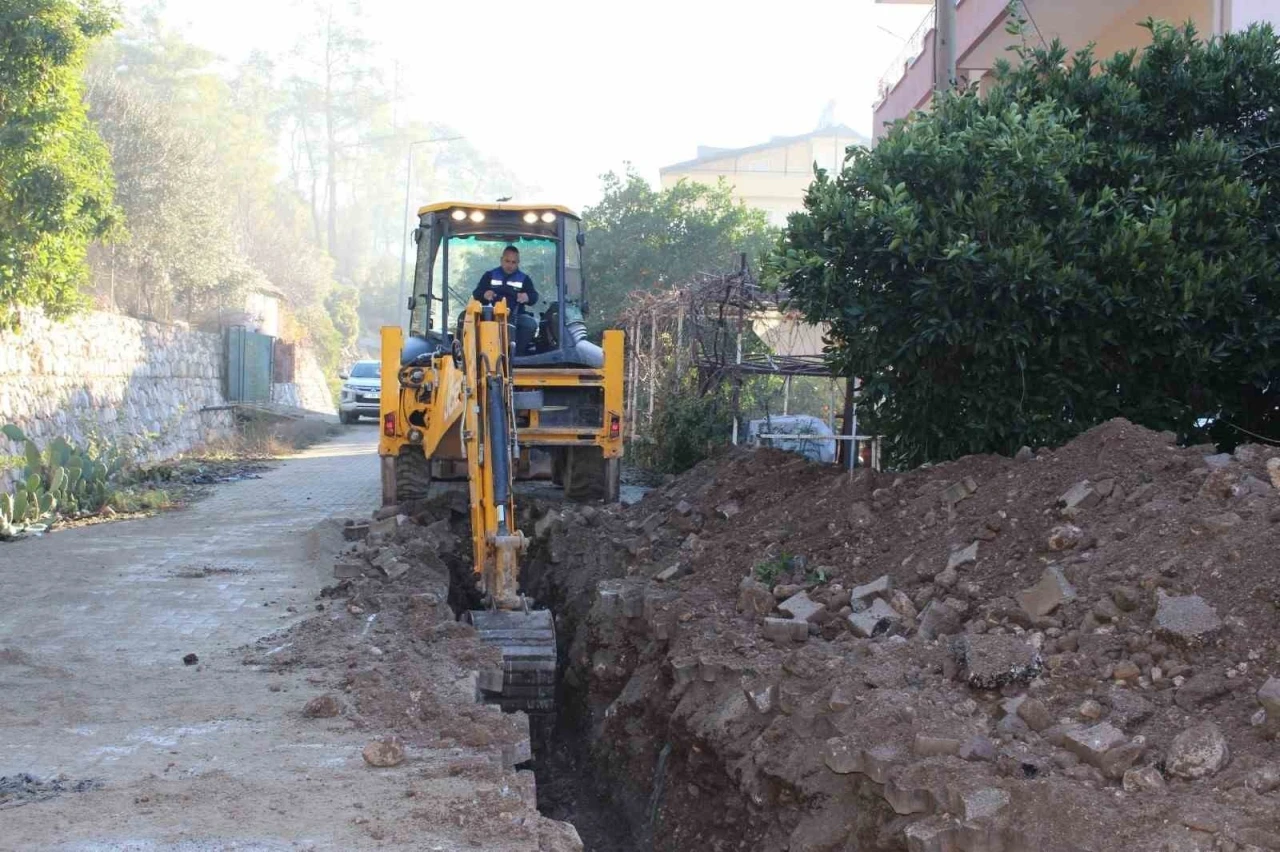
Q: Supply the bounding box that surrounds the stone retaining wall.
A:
[0,309,234,490]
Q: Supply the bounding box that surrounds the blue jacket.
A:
[473,267,538,314]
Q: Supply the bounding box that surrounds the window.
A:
[564,218,583,303]
[350,361,380,378]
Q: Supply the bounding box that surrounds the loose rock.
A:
[1122,766,1166,793]
[1268,457,1280,490]
[946,541,979,571]
[1047,524,1085,552]
[1064,723,1127,769]
[1258,676,1280,723]
[1078,700,1103,721]
[958,634,1042,690]
[737,577,775,616]
[1174,673,1230,712]
[1016,697,1054,733]
[1154,592,1223,646]
[849,575,891,603]
[1166,723,1230,780]
[1016,567,1077,618]
[302,694,341,719]
[362,736,406,768]
[917,599,966,640]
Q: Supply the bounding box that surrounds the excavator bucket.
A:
[467,609,558,714]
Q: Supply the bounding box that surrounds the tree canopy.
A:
[582,169,777,330]
[0,0,118,329]
[773,21,1280,468]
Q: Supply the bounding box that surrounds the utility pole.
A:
[934,0,957,95]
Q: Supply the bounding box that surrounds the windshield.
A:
[425,235,558,333]
[349,362,380,379]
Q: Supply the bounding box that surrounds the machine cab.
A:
[403,202,602,368]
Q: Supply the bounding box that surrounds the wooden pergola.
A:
[617,258,867,466]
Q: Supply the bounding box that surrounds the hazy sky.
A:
[133,0,931,210]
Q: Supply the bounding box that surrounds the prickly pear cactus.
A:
[1,422,120,540]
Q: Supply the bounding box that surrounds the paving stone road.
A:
[0,426,392,850]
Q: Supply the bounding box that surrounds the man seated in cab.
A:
[473,245,539,355]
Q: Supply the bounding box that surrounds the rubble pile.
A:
[532,419,1280,851]
[240,499,584,852]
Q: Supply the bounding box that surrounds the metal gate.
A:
[225,326,276,403]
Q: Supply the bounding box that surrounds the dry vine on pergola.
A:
[617,258,836,444]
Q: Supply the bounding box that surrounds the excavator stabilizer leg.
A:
[468,609,557,714]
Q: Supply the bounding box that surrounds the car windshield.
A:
[350,362,380,379]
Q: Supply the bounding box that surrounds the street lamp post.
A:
[397,136,462,332]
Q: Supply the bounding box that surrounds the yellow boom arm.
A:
[380,302,526,609]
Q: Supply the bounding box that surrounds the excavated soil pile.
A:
[240,499,583,852]
[530,418,1280,852]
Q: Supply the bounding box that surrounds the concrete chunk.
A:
[959,634,1042,690]
[762,617,808,644]
[1016,566,1076,618]
[1203,453,1233,470]
[913,734,962,758]
[654,564,682,582]
[1258,677,1280,721]
[1239,475,1273,497]
[743,679,776,714]
[779,590,827,623]
[904,816,958,852]
[1064,723,1127,768]
[823,737,860,774]
[1154,592,1222,646]
[946,541,979,572]
[958,787,1009,821]
[848,598,901,638]
[917,600,965,640]
[1059,480,1100,510]
[942,480,976,506]
[849,574,892,603]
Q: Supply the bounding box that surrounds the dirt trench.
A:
[515,504,906,852]
[346,418,1280,851]
[512,418,1280,852]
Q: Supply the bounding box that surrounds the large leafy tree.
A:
[774,21,1280,468]
[0,0,118,328]
[583,169,777,330]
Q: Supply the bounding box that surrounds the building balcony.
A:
[870,0,1264,141]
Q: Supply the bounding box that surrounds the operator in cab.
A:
[473,245,539,355]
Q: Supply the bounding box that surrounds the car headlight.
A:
[340,388,354,401]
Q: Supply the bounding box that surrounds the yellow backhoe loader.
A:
[377,201,625,712]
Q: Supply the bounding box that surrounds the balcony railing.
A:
[875,4,937,105]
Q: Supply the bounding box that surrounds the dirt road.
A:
[0,427,569,851]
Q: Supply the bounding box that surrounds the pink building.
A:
[873,0,1280,141]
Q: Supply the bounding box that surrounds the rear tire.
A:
[563,447,620,503]
[395,447,432,503]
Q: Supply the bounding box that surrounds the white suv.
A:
[338,360,381,424]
